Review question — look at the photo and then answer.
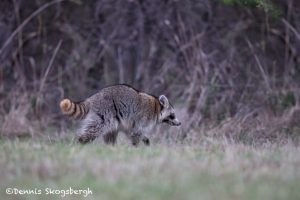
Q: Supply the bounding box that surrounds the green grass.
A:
[0,139,300,200]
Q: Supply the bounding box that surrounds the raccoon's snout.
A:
[175,121,181,126]
[172,120,181,126]
[163,118,181,126]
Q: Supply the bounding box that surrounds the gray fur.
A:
[74,85,180,145]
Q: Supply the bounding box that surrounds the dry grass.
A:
[0,138,299,200]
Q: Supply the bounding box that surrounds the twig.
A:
[246,39,271,91]
[0,0,72,55]
[38,40,63,95]
[282,19,300,41]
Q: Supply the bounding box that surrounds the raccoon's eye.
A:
[169,114,175,120]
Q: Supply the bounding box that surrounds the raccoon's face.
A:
[158,95,181,126]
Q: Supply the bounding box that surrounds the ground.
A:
[0,138,300,200]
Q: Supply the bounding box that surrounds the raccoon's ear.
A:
[159,95,169,109]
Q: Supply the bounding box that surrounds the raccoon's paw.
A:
[77,134,96,144]
[78,137,88,144]
[142,137,150,146]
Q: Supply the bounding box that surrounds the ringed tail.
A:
[59,99,89,120]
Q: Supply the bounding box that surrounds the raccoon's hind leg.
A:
[77,122,99,144]
[78,112,119,145]
[77,114,103,144]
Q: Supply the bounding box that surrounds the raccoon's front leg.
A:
[131,133,150,146]
[131,132,142,146]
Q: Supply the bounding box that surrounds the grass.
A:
[0,138,300,200]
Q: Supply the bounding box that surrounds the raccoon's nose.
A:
[174,121,181,126]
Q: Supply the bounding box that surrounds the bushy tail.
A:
[59,99,89,120]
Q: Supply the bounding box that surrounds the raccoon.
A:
[60,84,181,146]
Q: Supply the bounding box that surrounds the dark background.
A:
[0,0,299,144]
